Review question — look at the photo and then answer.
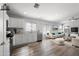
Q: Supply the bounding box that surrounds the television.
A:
[71,27,78,32]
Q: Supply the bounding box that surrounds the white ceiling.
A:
[7,3,79,22]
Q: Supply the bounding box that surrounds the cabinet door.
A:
[25,23,37,43]
[28,31,37,43]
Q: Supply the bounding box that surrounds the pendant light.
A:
[34,0,40,8]
[34,3,40,8]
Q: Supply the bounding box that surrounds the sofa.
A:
[52,32,65,38]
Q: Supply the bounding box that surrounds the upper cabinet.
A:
[8,17,24,28]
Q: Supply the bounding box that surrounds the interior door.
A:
[3,11,10,56]
[0,4,10,56]
[0,7,4,56]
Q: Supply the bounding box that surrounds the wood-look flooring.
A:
[12,39,79,56]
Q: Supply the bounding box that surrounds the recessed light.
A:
[24,12,27,14]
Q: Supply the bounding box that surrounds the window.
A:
[25,22,36,32]
[32,23,36,31]
[25,23,31,31]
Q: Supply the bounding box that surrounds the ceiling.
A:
[7,3,79,23]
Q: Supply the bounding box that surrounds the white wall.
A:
[8,17,59,46]
[64,20,79,34]
[64,20,79,27]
